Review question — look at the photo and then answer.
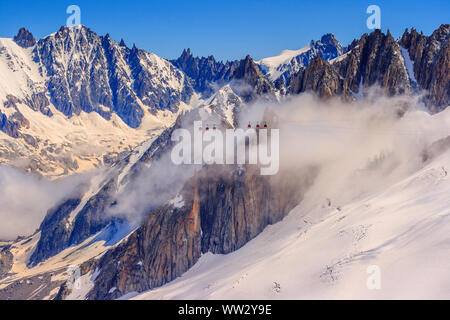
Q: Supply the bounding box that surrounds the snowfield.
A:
[134,148,450,300]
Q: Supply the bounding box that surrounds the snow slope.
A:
[134,143,450,300]
[257,44,312,81]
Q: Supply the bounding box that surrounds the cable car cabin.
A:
[263,122,268,129]
[213,125,217,131]
[205,125,210,132]
[248,122,252,129]
[256,123,261,129]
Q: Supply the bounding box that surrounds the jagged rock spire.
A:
[13,28,36,48]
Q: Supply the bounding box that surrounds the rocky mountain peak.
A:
[232,55,262,79]
[400,24,449,110]
[290,53,344,99]
[230,55,275,101]
[13,28,36,48]
[310,54,324,67]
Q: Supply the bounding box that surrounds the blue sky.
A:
[0,0,448,61]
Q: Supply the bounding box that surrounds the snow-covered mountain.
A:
[0,24,449,301]
[0,26,196,176]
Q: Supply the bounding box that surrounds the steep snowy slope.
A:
[134,147,450,300]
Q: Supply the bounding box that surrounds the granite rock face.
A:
[32,26,194,128]
[1,95,36,138]
[259,33,344,86]
[290,55,346,99]
[85,163,316,300]
[171,48,239,96]
[230,55,276,102]
[400,24,450,110]
[0,246,13,279]
[13,28,36,48]
[28,175,119,267]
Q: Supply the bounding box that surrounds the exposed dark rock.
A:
[13,28,36,48]
[128,46,193,114]
[0,272,64,300]
[0,95,30,138]
[0,112,21,138]
[264,33,344,86]
[32,26,193,128]
[421,135,450,162]
[28,198,81,266]
[69,177,118,246]
[230,55,276,102]
[290,29,410,100]
[25,92,52,116]
[290,55,347,99]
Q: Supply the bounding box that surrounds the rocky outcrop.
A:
[259,33,344,85]
[399,24,450,110]
[86,163,316,299]
[0,96,31,138]
[28,199,81,266]
[290,29,410,100]
[230,55,276,102]
[13,28,36,48]
[28,118,183,266]
[32,26,193,128]
[0,112,21,138]
[128,45,194,114]
[24,92,52,116]
[290,26,450,107]
[290,55,347,99]
[171,49,238,96]
[336,29,409,96]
